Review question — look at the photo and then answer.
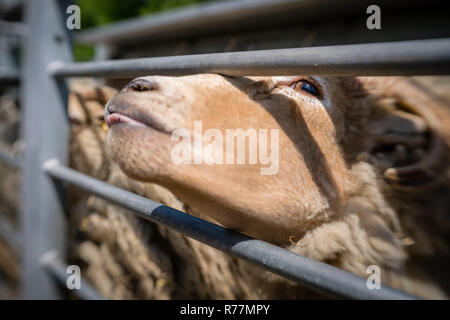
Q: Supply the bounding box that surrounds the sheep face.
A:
[104,74,359,244]
[104,74,448,245]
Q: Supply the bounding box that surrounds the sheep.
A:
[69,75,450,299]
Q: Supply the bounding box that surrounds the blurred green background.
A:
[75,0,212,61]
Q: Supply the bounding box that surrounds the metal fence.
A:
[1,0,450,300]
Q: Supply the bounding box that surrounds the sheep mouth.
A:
[105,110,171,134]
[106,113,147,128]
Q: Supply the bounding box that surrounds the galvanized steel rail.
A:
[42,159,417,300]
[0,20,27,35]
[0,150,20,168]
[39,250,105,300]
[19,0,72,300]
[75,0,366,45]
[74,0,446,46]
[1,0,449,300]
[50,38,450,78]
[0,68,19,84]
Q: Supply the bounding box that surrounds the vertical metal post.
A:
[20,0,72,299]
[94,43,113,61]
[0,36,16,69]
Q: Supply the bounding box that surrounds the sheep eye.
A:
[290,80,320,98]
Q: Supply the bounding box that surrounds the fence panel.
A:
[20,0,72,299]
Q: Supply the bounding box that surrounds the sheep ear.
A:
[366,96,450,191]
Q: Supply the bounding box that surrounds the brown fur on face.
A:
[104,74,450,298]
[105,75,357,244]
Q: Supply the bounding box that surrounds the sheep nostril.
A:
[127,78,159,92]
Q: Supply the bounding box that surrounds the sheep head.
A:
[104,74,449,245]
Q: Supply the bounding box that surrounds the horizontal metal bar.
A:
[42,159,417,300]
[75,0,358,45]
[75,0,447,46]
[0,149,21,168]
[0,0,23,13]
[0,212,20,249]
[0,20,27,35]
[50,38,450,78]
[40,250,105,300]
[0,68,19,84]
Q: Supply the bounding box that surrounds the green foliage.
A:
[74,0,212,61]
[138,0,212,16]
[73,44,95,62]
[77,0,212,29]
